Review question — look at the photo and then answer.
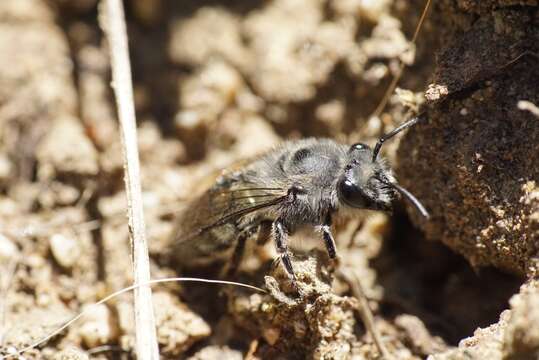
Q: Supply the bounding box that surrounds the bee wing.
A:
[174,184,287,243]
[187,155,268,197]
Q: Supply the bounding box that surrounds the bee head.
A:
[337,118,430,219]
[337,143,396,212]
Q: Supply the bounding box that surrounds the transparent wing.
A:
[173,180,287,244]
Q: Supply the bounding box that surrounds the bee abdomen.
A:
[172,222,239,269]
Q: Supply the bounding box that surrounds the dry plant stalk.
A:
[99,0,159,358]
[518,100,539,118]
[339,270,394,360]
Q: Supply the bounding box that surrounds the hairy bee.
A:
[172,116,428,280]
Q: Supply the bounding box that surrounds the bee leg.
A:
[224,234,248,278]
[273,219,296,281]
[256,220,273,245]
[225,224,259,277]
[321,213,337,259]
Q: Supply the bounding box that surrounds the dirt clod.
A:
[503,281,539,359]
[152,292,212,356]
[187,345,243,360]
[398,2,539,275]
[228,252,360,358]
[49,233,81,269]
[77,304,119,349]
[52,347,89,360]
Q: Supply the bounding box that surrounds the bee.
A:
[171,116,429,281]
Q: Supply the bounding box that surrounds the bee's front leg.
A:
[273,218,296,281]
[320,213,337,259]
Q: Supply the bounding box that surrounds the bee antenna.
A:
[372,113,425,162]
[390,182,430,219]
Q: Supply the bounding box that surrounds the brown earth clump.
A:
[398,0,539,276]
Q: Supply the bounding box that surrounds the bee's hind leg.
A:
[224,223,260,277]
[256,220,273,246]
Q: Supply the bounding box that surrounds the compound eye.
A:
[349,143,369,153]
[338,179,368,208]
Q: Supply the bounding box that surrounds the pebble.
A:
[78,304,119,348]
[50,233,81,269]
[0,233,19,262]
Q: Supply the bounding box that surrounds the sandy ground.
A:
[0,0,538,359]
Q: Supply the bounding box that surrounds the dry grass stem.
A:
[340,270,394,360]
[518,100,539,118]
[99,0,159,358]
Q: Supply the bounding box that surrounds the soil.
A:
[0,0,538,359]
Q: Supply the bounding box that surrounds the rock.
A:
[397,4,539,275]
[169,7,249,69]
[0,233,19,262]
[3,304,74,350]
[361,15,411,63]
[175,60,245,159]
[0,0,54,22]
[503,281,539,358]
[52,347,89,360]
[0,0,78,181]
[429,281,539,360]
[77,304,119,348]
[138,121,185,165]
[175,59,244,142]
[243,0,357,102]
[187,345,243,360]
[228,251,358,358]
[49,233,81,269]
[114,291,211,356]
[428,317,509,360]
[395,314,448,356]
[36,117,99,179]
[212,114,280,159]
[41,183,81,208]
[152,292,211,356]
